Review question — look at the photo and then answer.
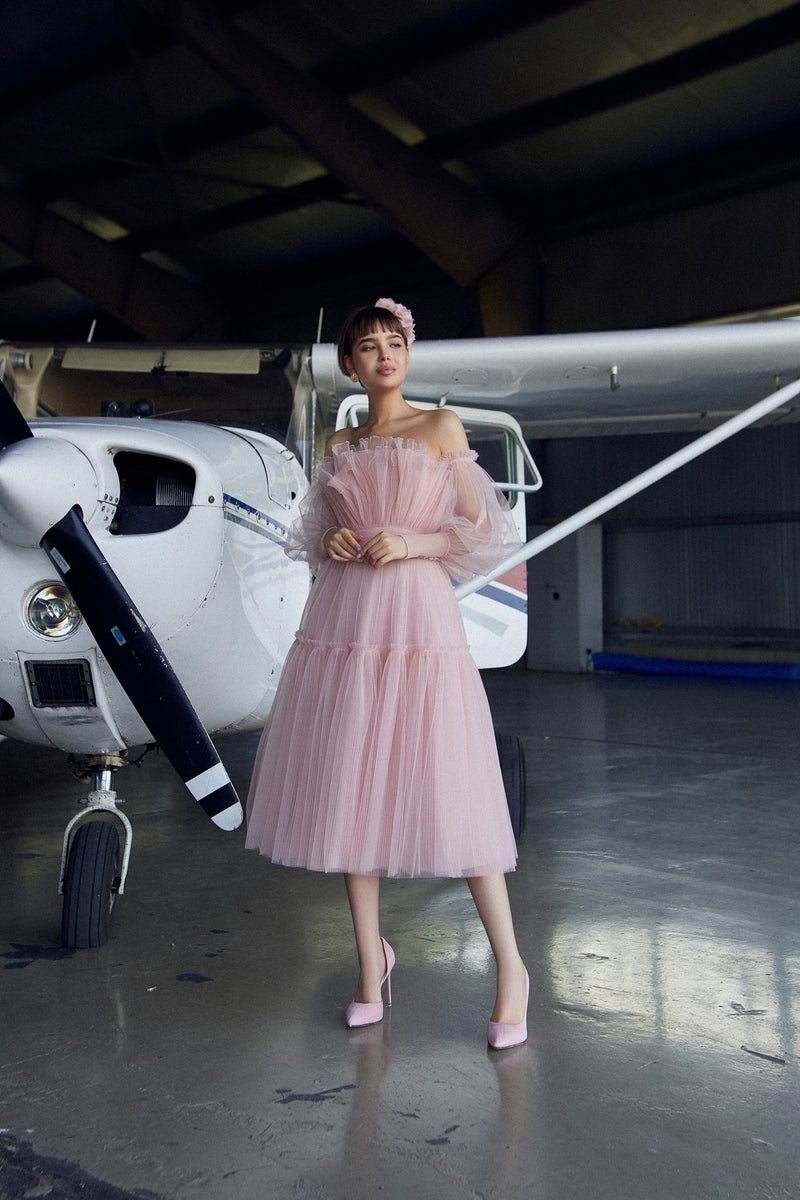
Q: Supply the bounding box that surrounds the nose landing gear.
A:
[60,754,133,949]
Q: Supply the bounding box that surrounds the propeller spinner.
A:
[0,381,243,830]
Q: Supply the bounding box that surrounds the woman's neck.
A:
[360,389,416,432]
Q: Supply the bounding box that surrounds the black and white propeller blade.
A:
[0,382,242,830]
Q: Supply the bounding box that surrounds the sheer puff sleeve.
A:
[432,450,524,584]
[283,455,337,572]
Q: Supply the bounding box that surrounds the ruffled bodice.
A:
[285,436,521,581]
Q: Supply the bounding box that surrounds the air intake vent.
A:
[26,660,96,708]
[111,451,196,535]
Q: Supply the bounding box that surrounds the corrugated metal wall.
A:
[604,524,800,629]
[537,424,800,632]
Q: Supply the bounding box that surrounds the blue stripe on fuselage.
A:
[223,493,288,545]
[473,582,527,614]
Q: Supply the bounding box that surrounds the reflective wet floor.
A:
[2,666,799,1199]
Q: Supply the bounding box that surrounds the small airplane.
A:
[2,320,800,947]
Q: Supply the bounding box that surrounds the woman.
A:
[246,299,529,1048]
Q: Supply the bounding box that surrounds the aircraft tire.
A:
[495,731,527,837]
[61,821,120,949]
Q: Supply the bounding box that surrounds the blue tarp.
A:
[592,652,800,680]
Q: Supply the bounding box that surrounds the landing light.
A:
[27,584,82,638]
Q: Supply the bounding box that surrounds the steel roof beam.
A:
[0,189,222,340]
[428,4,800,160]
[131,0,526,291]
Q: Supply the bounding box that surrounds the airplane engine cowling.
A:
[0,437,98,547]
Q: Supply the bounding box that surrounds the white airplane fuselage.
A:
[0,418,310,754]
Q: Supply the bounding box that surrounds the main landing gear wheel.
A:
[495,731,527,838]
[61,821,121,949]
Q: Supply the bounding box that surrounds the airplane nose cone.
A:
[0,436,99,547]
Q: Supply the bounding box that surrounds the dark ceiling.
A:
[1,0,799,345]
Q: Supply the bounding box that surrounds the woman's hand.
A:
[323,527,362,561]
[323,528,409,567]
[361,532,409,568]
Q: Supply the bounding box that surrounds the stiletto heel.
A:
[487,969,529,1050]
[345,936,395,1028]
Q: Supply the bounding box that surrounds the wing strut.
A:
[455,376,800,602]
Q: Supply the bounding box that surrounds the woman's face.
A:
[345,326,409,390]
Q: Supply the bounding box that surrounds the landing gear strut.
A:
[60,754,133,949]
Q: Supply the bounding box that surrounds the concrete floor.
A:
[1,666,799,1199]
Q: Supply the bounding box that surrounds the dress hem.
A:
[244,843,517,879]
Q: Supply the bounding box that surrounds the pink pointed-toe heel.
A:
[487,969,529,1050]
[345,937,395,1029]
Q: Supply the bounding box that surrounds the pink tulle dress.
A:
[245,436,522,878]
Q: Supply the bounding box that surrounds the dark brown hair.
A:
[337,305,407,375]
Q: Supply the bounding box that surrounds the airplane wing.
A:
[310,322,800,436]
[310,321,800,603]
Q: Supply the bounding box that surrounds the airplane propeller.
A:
[0,380,243,830]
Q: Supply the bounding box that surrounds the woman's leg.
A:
[467,873,527,1023]
[344,873,387,1003]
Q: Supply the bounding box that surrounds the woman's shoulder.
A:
[323,409,470,459]
[415,407,470,457]
[324,428,354,455]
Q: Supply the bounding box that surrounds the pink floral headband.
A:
[374,297,415,346]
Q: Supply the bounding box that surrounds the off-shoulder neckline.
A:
[329,435,476,462]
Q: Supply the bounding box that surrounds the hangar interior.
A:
[2,3,800,1199]
[2,0,800,661]
[2,0,800,342]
